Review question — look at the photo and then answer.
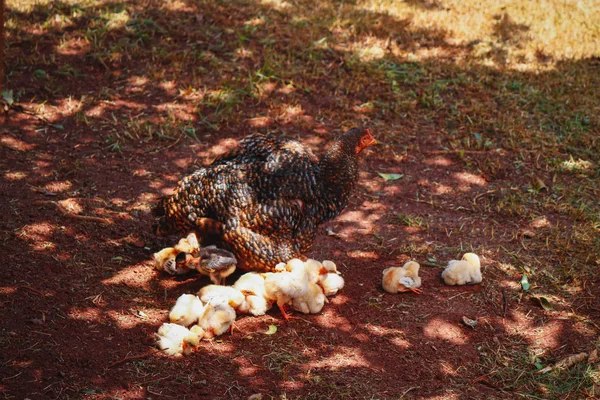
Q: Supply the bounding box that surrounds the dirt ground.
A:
[2,109,598,399]
[2,0,600,399]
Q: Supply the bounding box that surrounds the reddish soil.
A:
[2,2,599,396]
[2,109,598,399]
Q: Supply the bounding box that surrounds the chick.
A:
[441,253,482,285]
[153,247,190,275]
[263,258,309,321]
[304,259,328,284]
[175,232,201,255]
[152,233,200,275]
[319,272,345,296]
[322,260,338,273]
[169,293,205,327]
[292,282,327,314]
[191,245,237,285]
[197,284,245,310]
[155,323,201,356]
[197,299,236,339]
[382,261,422,294]
[233,272,272,316]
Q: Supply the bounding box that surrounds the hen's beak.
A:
[365,128,378,146]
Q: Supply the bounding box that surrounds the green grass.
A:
[5,0,600,397]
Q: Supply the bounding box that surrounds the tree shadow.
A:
[2,0,599,398]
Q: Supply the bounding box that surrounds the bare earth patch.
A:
[2,0,600,398]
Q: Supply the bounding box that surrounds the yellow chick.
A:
[442,253,482,285]
[197,299,236,339]
[153,247,190,275]
[197,284,245,310]
[152,233,200,275]
[175,232,200,255]
[155,323,201,357]
[169,293,205,327]
[322,260,338,273]
[292,282,327,314]
[263,258,309,321]
[304,259,328,284]
[233,272,272,316]
[382,261,422,294]
[319,273,345,296]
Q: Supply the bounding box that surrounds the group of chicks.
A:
[155,257,345,356]
[152,233,238,284]
[381,252,483,294]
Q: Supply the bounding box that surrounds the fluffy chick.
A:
[304,259,328,284]
[152,233,200,275]
[175,232,200,255]
[292,282,327,314]
[441,253,482,285]
[169,294,205,327]
[319,273,345,296]
[233,272,272,316]
[197,299,236,339]
[192,245,237,285]
[153,247,190,275]
[382,261,422,294]
[317,260,344,296]
[263,258,309,320]
[197,284,245,310]
[155,323,201,356]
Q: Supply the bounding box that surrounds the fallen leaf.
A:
[536,296,554,311]
[264,325,277,335]
[378,172,404,181]
[462,316,477,328]
[520,274,530,292]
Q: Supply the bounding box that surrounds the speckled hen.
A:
[153,127,376,271]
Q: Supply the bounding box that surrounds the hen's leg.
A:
[221,226,300,271]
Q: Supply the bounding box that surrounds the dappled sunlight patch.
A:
[0,286,18,295]
[56,37,90,56]
[67,307,103,322]
[423,317,468,345]
[247,116,273,128]
[17,222,56,243]
[430,183,453,195]
[44,181,73,194]
[452,172,487,187]
[425,156,454,167]
[309,346,371,369]
[389,335,411,349]
[260,0,291,11]
[346,249,379,260]
[101,263,155,291]
[1,136,36,151]
[4,171,28,181]
[439,361,461,377]
[314,314,354,333]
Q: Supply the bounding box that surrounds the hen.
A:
[153,127,376,271]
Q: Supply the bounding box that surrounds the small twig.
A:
[420,261,444,268]
[17,286,45,296]
[34,200,112,225]
[502,289,508,318]
[147,387,178,398]
[108,349,162,368]
[137,374,173,386]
